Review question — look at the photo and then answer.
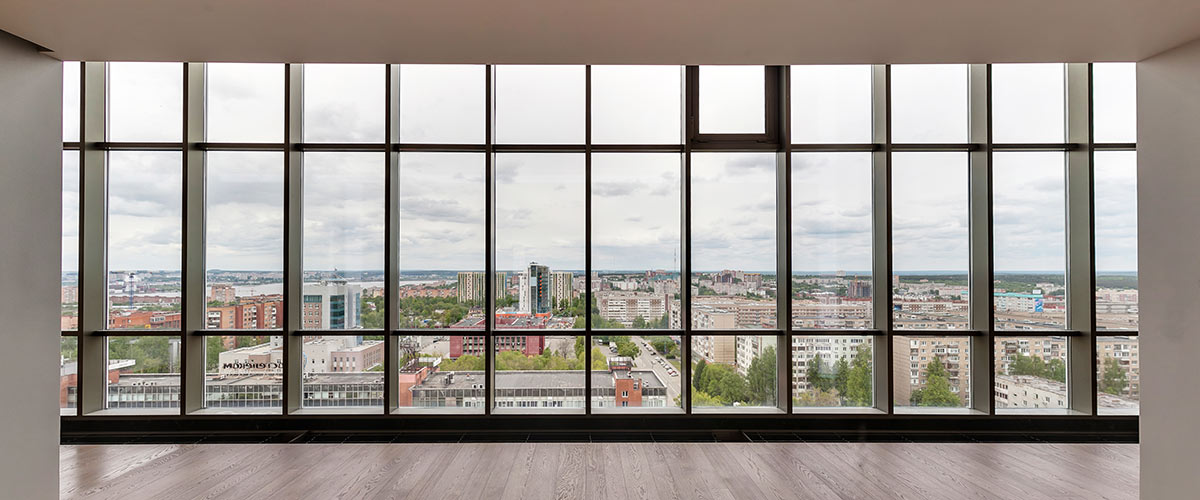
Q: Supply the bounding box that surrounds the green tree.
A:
[361,296,385,329]
[205,336,224,371]
[574,336,586,359]
[713,369,749,404]
[687,390,723,407]
[692,359,707,393]
[616,338,640,359]
[439,354,485,371]
[746,346,776,405]
[1010,353,1043,377]
[908,388,926,406]
[845,344,873,406]
[1046,357,1066,383]
[647,336,677,358]
[796,389,840,407]
[833,357,850,396]
[108,336,172,373]
[806,354,831,391]
[1101,357,1129,396]
[589,347,608,371]
[919,356,960,407]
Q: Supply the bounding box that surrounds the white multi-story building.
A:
[550,271,574,308]
[735,335,774,376]
[693,335,737,365]
[791,336,871,398]
[596,292,667,327]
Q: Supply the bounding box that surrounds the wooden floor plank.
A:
[474,444,522,500]
[58,442,1138,500]
[496,443,541,500]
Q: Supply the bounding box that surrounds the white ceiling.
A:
[4,0,1200,63]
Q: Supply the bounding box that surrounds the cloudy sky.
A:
[63,62,1139,274]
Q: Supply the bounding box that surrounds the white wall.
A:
[1138,36,1200,500]
[0,30,61,500]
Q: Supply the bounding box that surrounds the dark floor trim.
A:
[61,415,1137,444]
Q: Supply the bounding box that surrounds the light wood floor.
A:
[60,442,1138,500]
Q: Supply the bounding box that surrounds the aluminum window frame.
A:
[61,61,1136,421]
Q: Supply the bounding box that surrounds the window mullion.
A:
[77,61,108,415]
[282,63,304,415]
[966,63,994,414]
[181,62,207,414]
[776,66,792,413]
[384,64,401,414]
[1065,62,1097,415]
[870,64,892,413]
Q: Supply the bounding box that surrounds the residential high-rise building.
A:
[456,271,506,304]
[892,337,971,406]
[550,271,574,309]
[518,263,551,315]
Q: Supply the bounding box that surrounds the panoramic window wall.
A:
[60,61,1136,419]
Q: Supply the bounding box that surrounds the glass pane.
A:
[107,151,182,330]
[1094,151,1138,330]
[398,335,482,411]
[592,153,681,330]
[792,336,873,408]
[493,335,588,411]
[893,336,971,409]
[206,63,284,143]
[60,337,78,412]
[790,65,872,144]
[994,336,1068,410]
[1093,63,1137,143]
[791,153,873,329]
[699,66,765,134]
[691,335,777,408]
[62,151,79,330]
[302,336,385,409]
[991,63,1065,143]
[303,64,385,143]
[591,66,682,144]
[399,65,485,144]
[691,153,777,330]
[1097,336,1139,414]
[495,65,585,144]
[205,335,282,412]
[993,152,1066,330]
[891,152,969,330]
[398,153,485,329]
[108,62,182,142]
[63,61,79,142]
[591,334,680,410]
[890,64,968,143]
[495,154,584,329]
[302,152,385,330]
[205,152,283,329]
[107,336,182,409]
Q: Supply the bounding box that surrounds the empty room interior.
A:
[2,1,1199,499]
